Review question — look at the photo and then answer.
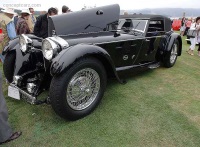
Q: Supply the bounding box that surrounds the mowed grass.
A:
[1,34,200,146]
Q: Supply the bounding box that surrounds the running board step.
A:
[148,62,160,69]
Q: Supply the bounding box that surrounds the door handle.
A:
[145,39,150,42]
[116,46,123,49]
[131,44,137,47]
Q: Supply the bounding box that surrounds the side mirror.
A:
[96,10,103,15]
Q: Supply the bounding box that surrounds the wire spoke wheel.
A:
[66,68,100,110]
[50,58,107,120]
[163,39,179,68]
[170,43,178,64]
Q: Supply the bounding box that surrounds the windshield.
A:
[117,19,148,33]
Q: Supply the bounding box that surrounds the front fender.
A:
[2,34,42,55]
[2,37,19,55]
[165,32,182,56]
[50,44,124,83]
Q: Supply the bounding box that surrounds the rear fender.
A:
[162,32,182,56]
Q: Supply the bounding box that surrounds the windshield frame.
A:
[117,18,148,33]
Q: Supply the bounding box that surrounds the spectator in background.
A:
[187,17,200,56]
[0,34,4,42]
[34,7,58,38]
[29,8,36,25]
[16,9,31,35]
[26,8,36,33]
[0,8,16,40]
[184,18,192,36]
[13,14,19,28]
[124,11,129,16]
[55,7,59,14]
[0,8,16,62]
[62,5,69,13]
[195,17,200,56]
[180,13,186,36]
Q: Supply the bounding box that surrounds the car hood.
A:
[48,4,120,36]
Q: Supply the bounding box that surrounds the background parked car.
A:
[172,19,181,31]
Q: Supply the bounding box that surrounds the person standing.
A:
[180,12,186,36]
[26,8,36,33]
[34,7,58,38]
[0,34,4,42]
[13,14,19,28]
[62,5,69,13]
[195,17,200,56]
[0,8,17,62]
[187,17,200,56]
[16,9,31,35]
[0,34,22,145]
[184,18,192,36]
[29,8,36,25]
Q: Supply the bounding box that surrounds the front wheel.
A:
[49,58,107,120]
[3,51,16,83]
[163,39,179,68]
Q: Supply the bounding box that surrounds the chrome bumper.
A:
[10,83,37,104]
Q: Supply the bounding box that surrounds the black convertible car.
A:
[2,4,182,120]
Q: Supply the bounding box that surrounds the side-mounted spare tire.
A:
[163,39,179,68]
[3,51,16,83]
[49,57,107,120]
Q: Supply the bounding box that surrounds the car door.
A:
[114,38,144,67]
[136,20,165,64]
[112,19,143,67]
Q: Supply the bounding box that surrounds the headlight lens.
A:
[42,39,58,60]
[19,34,32,52]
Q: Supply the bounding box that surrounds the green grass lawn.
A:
[1,34,200,147]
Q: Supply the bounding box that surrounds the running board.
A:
[148,62,160,69]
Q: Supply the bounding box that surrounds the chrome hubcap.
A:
[170,43,178,64]
[66,68,100,110]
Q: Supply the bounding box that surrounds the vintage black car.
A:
[2,4,182,120]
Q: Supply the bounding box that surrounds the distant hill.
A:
[123,8,200,18]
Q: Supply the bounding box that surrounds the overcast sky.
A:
[0,0,199,11]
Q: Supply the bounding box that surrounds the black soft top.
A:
[120,14,168,20]
[120,14,172,32]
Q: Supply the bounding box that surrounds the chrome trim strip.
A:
[94,36,162,45]
[116,61,155,71]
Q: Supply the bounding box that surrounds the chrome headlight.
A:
[42,38,59,60]
[42,37,69,60]
[13,76,22,85]
[19,34,32,52]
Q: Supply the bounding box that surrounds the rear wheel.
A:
[49,58,107,120]
[163,39,179,68]
[3,52,16,83]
